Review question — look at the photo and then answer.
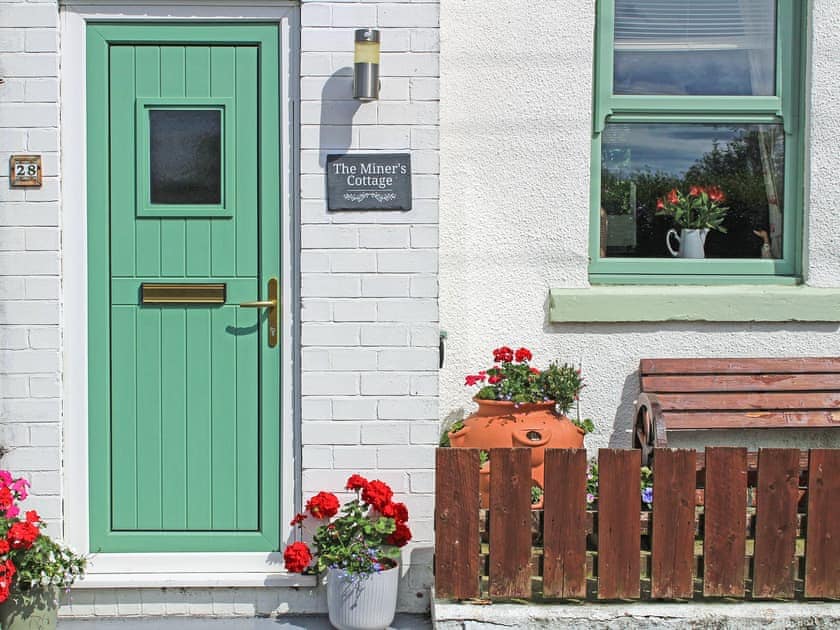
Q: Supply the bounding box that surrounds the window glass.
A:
[614,0,776,96]
[149,109,222,205]
[601,123,784,258]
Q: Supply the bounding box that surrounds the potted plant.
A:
[448,347,593,507]
[0,470,86,630]
[656,185,728,258]
[283,475,411,630]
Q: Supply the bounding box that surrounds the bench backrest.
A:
[639,358,840,430]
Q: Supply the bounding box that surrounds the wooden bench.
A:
[633,358,840,466]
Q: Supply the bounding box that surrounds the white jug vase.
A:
[666,228,709,259]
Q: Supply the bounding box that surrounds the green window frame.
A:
[589,0,806,284]
[136,97,235,218]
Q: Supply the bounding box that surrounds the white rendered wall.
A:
[0,0,63,535]
[439,0,840,452]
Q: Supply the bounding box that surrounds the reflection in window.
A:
[150,109,222,205]
[600,123,784,259]
[614,0,776,96]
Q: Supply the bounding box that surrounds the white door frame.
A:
[60,1,305,586]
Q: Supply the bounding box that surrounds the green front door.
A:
[86,25,281,552]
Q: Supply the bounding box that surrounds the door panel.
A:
[87,24,281,553]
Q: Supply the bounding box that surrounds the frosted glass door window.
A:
[149,109,222,205]
[614,0,776,96]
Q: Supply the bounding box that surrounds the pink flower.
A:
[0,472,12,487]
[5,506,19,519]
[10,478,29,501]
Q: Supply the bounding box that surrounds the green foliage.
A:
[310,499,397,576]
[584,460,653,510]
[466,351,585,410]
[656,187,729,233]
[571,417,595,435]
[9,529,86,590]
[540,363,584,414]
[478,450,489,466]
[530,485,544,505]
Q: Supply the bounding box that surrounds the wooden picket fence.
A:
[434,447,840,601]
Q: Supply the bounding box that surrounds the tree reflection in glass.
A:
[600,123,784,259]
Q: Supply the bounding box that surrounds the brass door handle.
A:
[238,277,278,347]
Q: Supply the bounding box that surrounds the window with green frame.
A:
[590,0,805,284]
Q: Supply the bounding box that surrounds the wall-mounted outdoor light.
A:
[353,29,380,101]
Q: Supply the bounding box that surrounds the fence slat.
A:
[543,448,587,598]
[598,449,641,599]
[651,448,696,599]
[753,448,800,599]
[435,449,480,600]
[805,449,840,598]
[488,448,532,599]
[703,447,747,597]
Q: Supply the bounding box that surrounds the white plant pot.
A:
[666,228,709,259]
[327,564,399,630]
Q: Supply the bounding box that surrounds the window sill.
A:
[549,285,840,323]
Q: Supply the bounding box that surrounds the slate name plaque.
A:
[327,153,411,211]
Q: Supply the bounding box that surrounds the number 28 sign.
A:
[9,155,42,187]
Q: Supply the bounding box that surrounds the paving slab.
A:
[59,614,431,629]
[433,600,840,629]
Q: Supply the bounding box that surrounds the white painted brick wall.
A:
[299,0,439,612]
[0,0,62,539]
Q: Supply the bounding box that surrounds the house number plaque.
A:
[327,153,411,211]
[9,155,42,187]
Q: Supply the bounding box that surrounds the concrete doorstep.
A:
[58,614,431,629]
[432,599,840,629]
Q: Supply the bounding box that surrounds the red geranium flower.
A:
[345,474,369,492]
[464,375,479,386]
[0,540,9,555]
[306,491,340,519]
[656,198,665,210]
[283,541,312,573]
[492,346,514,363]
[688,185,704,197]
[667,189,679,205]
[515,348,532,362]
[25,510,39,524]
[7,522,39,550]
[391,502,409,524]
[289,512,307,527]
[386,523,412,548]
[488,374,503,385]
[0,487,12,512]
[362,480,393,511]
